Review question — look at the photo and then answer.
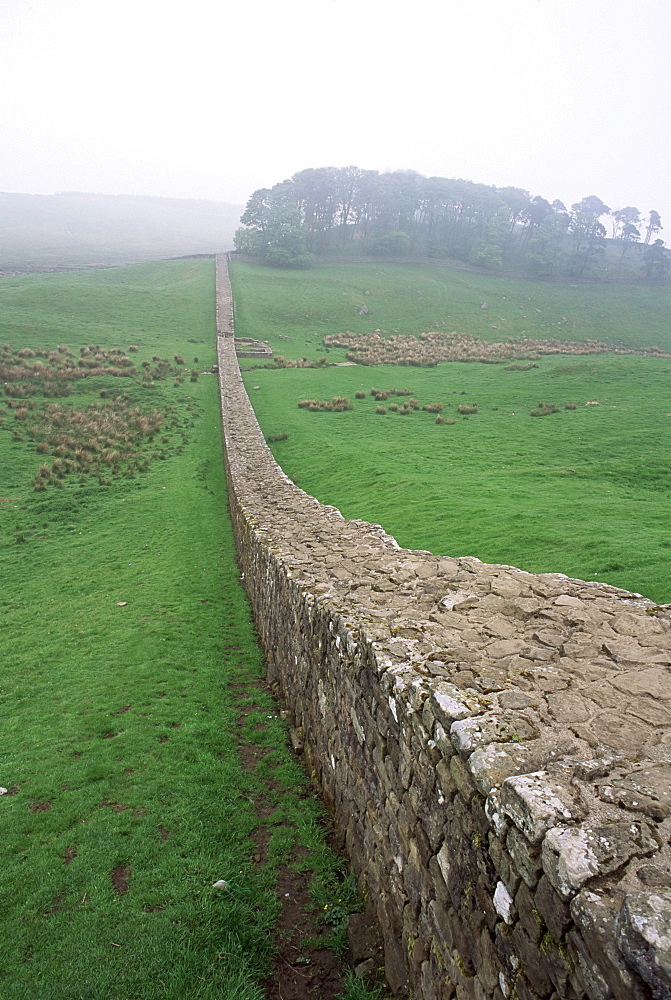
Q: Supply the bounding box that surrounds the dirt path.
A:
[232,674,351,1000]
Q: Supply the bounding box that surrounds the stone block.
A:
[420,959,442,1000]
[436,758,458,802]
[568,929,614,1000]
[507,825,543,889]
[475,874,500,932]
[472,926,501,991]
[500,772,585,845]
[494,881,517,924]
[347,910,384,963]
[543,822,658,901]
[616,892,671,1000]
[568,891,650,1000]
[535,874,573,940]
[451,755,479,802]
[510,974,545,1000]
[516,880,545,944]
[402,839,425,912]
[486,789,510,837]
[539,933,573,998]
[598,763,671,822]
[385,930,410,996]
[489,835,520,896]
[512,924,554,998]
[430,683,474,728]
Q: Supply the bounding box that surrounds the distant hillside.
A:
[0,192,243,271]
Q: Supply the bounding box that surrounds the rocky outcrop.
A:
[217,256,671,1000]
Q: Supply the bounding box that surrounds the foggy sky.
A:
[2,0,670,234]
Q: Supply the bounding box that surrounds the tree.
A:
[496,186,531,232]
[234,183,314,267]
[611,206,641,239]
[369,231,412,257]
[642,239,670,281]
[526,213,570,275]
[574,195,611,219]
[291,167,339,252]
[568,196,610,277]
[469,208,510,269]
[644,210,662,245]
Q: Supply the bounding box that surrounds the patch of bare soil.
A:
[102,798,128,813]
[263,863,344,1000]
[28,801,52,813]
[111,866,131,895]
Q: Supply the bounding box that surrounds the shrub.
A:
[388,403,399,412]
[375,406,386,414]
[530,401,561,417]
[565,402,577,410]
[354,391,366,399]
[174,355,185,365]
[435,415,445,424]
[128,345,139,352]
[457,404,478,414]
[422,403,443,413]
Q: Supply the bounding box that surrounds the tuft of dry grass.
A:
[323,330,671,368]
[297,396,353,413]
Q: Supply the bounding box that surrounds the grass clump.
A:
[457,403,478,414]
[297,396,353,412]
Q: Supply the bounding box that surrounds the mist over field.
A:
[1,0,669,236]
[0,192,242,271]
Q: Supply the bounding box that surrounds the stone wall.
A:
[216,255,671,1000]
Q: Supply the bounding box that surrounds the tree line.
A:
[234,166,669,281]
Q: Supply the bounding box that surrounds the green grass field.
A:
[230,260,671,604]
[0,261,360,1000]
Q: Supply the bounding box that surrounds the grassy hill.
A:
[0,192,243,272]
[0,261,362,1000]
[230,259,671,603]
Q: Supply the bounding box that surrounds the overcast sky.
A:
[1,0,669,233]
